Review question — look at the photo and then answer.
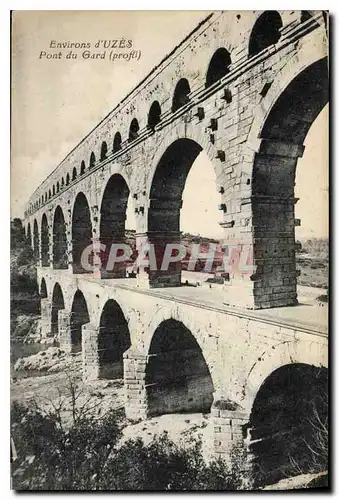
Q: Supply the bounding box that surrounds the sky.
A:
[11,11,328,239]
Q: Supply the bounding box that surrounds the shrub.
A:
[11,401,247,491]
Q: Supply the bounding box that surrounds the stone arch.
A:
[301,10,313,23]
[51,282,65,337]
[89,151,96,169]
[248,11,283,58]
[147,101,161,130]
[100,141,108,161]
[249,56,328,308]
[72,167,77,181]
[146,135,221,286]
[33,219,39,261]
[172,78,190,112]
[98,299,131,379]
[70,289,90,351]
[41,213,49,267]
[48,189,52,199]
[205,47,232,88]
[66,173,70,186]
[113,132,122,153]
[80,161,85,175]
[248,362,328,486]
[99,173,130,278]
[128,118,139,142]
[52,206,68,269]
[52,185,55,196]
[145,317,214,417]
[61,177,65,187]
[40,277,48,298]
[56,181,60,193]
[72,192,93,274]
[26,222,32,247]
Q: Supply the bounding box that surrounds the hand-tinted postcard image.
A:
[10,10,329,491]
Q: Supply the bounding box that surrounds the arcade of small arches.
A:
[25,10,317,216]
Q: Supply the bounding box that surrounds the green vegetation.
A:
[11,401,247,491]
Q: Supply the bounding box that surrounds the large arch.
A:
[72,192,93,274]
[249,363,328,487]
[33,219,39,261]
[145,319,214,417]
[70,290,90,352]
[41,213,49,267]
[147,138,208,286]
[248,11,283,58]
[250,57,328,308]
[98,299,131,379]
[52,206,68,270]
[99,174,130,278]
[51,282,65,337]
[26,222,32,247]
[205,48,232,88]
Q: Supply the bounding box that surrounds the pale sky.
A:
[11,11,328,239]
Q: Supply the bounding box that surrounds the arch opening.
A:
[148,138,209,286]
[26,222,32,247]
[51,283,65,337]
[66,174,70,186]
[72,167,77,181]
[80,161,85,175]
[251,58,328,308]
[172,78,190,112]
[41,214,49,267]
[98,300,131,379]
[72,192,93,274]
[40,277,47,298]
[70,290,89,352]
[100,141,108,161]
[146,319,214,417]
[33,219,39,262]
[56,182,60,193]
[113,132,122,153]
[99,174,131,278]
[52,206,68,270]
[249,363,328,487]
[128,118,139,142]
[147,101,161,130]
[248,11,282,58]
[205,48,231,88]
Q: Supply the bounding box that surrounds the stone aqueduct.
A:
[23,11,328,467]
